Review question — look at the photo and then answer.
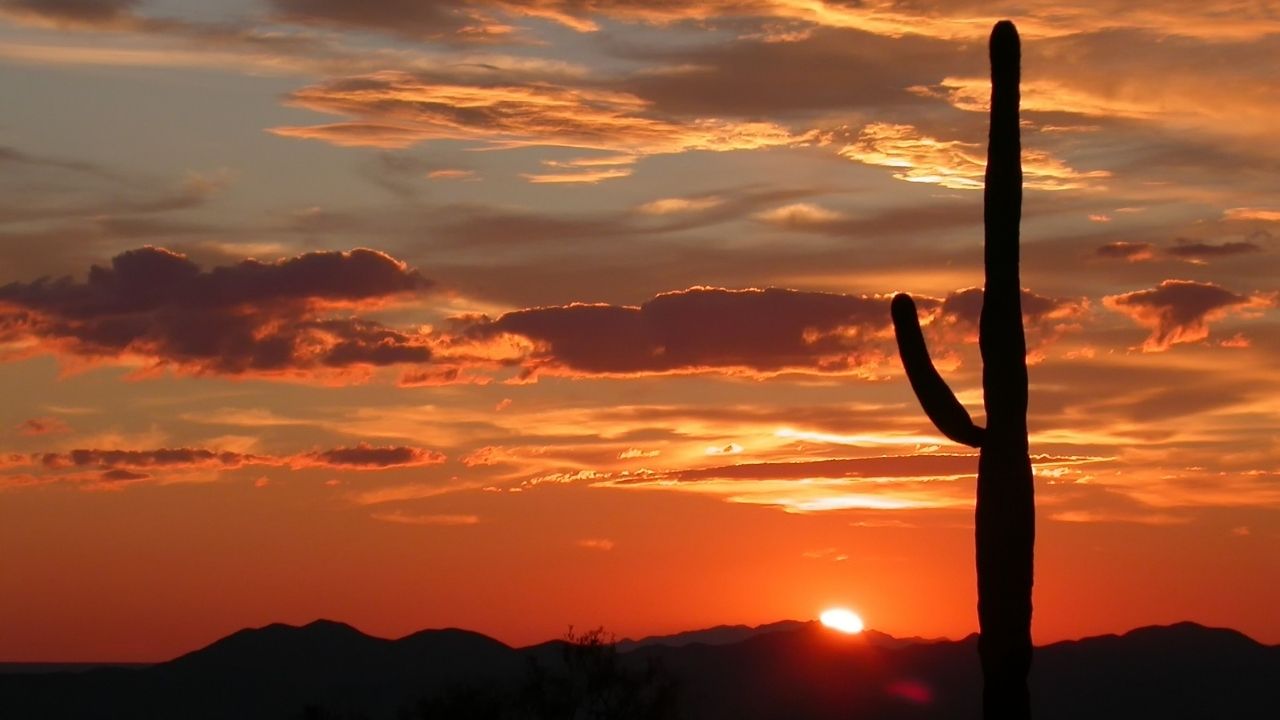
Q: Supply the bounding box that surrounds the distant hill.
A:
[616,619,809,651]
[1,620,1276,719]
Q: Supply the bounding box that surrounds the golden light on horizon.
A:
[820,608,865,634]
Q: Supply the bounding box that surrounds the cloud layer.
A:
[0,247,433,377]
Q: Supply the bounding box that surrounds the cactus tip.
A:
[990,20,1020,61]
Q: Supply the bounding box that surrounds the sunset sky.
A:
[1,0,1278,663]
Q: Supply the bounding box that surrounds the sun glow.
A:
[820,608,865,634]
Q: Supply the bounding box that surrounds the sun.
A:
[820,608,865,634]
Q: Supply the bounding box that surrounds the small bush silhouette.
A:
[413,626,678,720]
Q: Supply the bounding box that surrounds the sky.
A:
[0,0,1278,662]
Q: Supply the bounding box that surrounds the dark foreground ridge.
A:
[2,620,1276,719]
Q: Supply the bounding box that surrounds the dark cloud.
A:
[614,26,963,117]
[1095,241,1154,261]
[0,247,434,377]
[41,447,265,470]
[1103,279,1273,351]
[27,443,447,480]
[300,443,447,468]
[935,287,1089,344]
[16,417,70,436]
[1166,239,1262,260]
[460,286,907,378]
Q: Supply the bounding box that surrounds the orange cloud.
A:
[1096,242,1155,262]
[592,453,1108,513]
[427,168,478,181]
[1103,280,1275,352]
[264,1,1280,44]
[268,72,814,159]
[838,123,1110,191]
[636,196,724,215]
[1225,208,1280,222]
[754,202,846,227]
[521,155,637,184]
[369,511,480,525]
[912,76,1159,120]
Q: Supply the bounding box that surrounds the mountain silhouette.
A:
[1,620,1275,719]
[616,619,809,651]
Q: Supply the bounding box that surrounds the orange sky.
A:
[0,0,1277,662]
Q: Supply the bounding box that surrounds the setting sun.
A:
[820,608,866,634]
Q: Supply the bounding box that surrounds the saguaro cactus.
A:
[890,21,1034,720]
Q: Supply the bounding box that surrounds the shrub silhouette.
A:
[413,626,677,720]
[890,20,1035,720]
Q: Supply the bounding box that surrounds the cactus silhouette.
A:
[890,20,1034,720]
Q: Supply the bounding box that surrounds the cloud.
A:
[1095,241,1155,262]
[613,25,957,117]
[16,417,70,436]
[577,538,614,550]
[100,468,149,482]
[838,123,1110,191]
[636,196,723,215]
[521,155,637,184]
[268,71,814,159]
[0,246,434,378]
[12,443,448,487]
[615,453,1099,484]
[0,0,138,28]
[298,443,447,469]
[398,366,493,387]
[911,75,1161,120]
[426,168,478,181]
[369,511,480,525]
[932,287,1089,345]
[1103,279,1275,351]
[1096,239,1263,264]
[754,202,846,227]
[1166,239,1262,261]
[435,284,1087,381]
[1225,208,1280,222]
[40,448,268,470]
[590,453,1108,513]
[456,286,905,379]
[263,1,1280,44]
[268,0,520,44]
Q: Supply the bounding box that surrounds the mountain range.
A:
[2,619,1276,719]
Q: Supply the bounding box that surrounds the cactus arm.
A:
[891,293,985,449]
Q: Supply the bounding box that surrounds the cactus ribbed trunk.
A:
[890,20,1034,720]
[977,21,1034,719]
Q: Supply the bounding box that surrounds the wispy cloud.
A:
[839,123,1110,191]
